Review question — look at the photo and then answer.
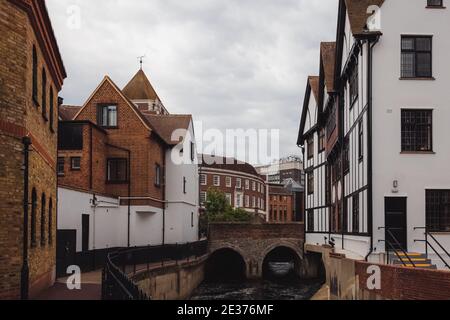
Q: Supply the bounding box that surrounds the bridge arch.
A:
[205,246,248,281]
[260,242,303,279]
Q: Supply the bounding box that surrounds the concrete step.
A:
[389,252,437,269]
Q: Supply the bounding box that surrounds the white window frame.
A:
[245,179,250,190]
[225,193,232,206]
[200,174,207,186]
[226,176,232,188]
[236,178,242,189]
[200,191,207,204]
[213,175,221,187]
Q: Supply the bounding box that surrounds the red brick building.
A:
[268,184,295,223]
[0,0,66,299]
[199,155,267,218]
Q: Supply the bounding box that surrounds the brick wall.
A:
[0,0,64,299]
[64,79,166,207]
[208,223,304,241]
[355,261,450,300]
[268,194,294,223]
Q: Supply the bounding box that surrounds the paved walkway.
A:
[34,270,102,300]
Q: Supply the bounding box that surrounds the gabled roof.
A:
[142,114,192,146]
[59,105,81,121]
[122,69,160,101]
[308,76,320,103]
[345,0,385,35]
[320,42,336,93]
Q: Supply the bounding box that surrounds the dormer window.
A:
[97,104,117,128]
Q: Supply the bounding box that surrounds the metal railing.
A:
[102,240,208,300]
[414,227,450,270]
[378,227,416,267]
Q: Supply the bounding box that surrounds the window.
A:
[344,141,350,174]
[107,159,128,183]
[252,196,256,208]
[31,188,37,247]
[226,176,232,188]
[307,172,314,195]
[41,193,46,246]
[327,103,337,139]
[225,193,232,206]
[57,157,65,176]
[252,181,256,191]
[352,195,360,233]
[191,212,194,228]
[349,65,359,106]
[71,157,81,171]
[97,105,118,127]
[236,178,242,189]
[401,109,433,152]
[183,177,187,194]
[245,195,250,207]
[426,190,450,232]
[32,45,38,103]
[58,123,83,150]
[358,120,364,160]
[318,129,325,153]
[213,175,220,187]
[245,179,250,190]
[236,194,243,208]
[200,191,207,204]
[42,68,47,119]
[49,87,54,131]
[427,0,443,7]
[307,137,314,159]
[190,142,195,161]
[307,210,314,232]
[155,164,162,187]
[200,174,207,186]
[401,36,432,78]
[48,198,53,245]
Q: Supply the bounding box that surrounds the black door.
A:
[82,214,90,252]
[56,230,77,278]
[385,197,407,251]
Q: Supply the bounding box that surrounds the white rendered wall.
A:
[371,0,450,255]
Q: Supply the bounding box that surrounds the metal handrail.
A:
[379,227,416,267]
[414,227,450,270]
[102,240,208,300]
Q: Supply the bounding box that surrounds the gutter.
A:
[21,137,31,300]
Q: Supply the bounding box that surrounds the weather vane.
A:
[138,55,146,70]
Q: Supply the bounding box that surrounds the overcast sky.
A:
[47,0,338,165]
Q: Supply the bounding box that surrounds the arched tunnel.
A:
[262,246,302,280]
[205,248,246,282]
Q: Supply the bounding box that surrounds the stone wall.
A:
[135,256,207,300]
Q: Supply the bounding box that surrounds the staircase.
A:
[390,252,437,269]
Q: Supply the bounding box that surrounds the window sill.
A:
[106,181,129,185]
[426,6,446,9]
[70,168,81,171]
[400,151,435,155]
[101,126,119,130]
[57,174,65,177]
[399,77,435,81]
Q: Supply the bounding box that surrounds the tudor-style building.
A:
[299,0,450,268]
[0,0,66,299]
[57,69,199,271]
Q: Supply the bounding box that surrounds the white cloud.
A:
[47,0,338,164]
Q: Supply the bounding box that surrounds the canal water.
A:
[191,278,323,300]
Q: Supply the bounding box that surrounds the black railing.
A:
[414,227,450,270]
[378,227,416,267]
[102,240,208,300]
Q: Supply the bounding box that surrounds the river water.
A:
[191,278,323,300]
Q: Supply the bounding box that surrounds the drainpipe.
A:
[162,151,166,246]
[365,35,380,261]
[127,150,131,248]
[21,136,31,300]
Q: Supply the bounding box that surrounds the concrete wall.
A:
[135,256,207,300]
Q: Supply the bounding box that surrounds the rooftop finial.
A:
[138,55,146,70]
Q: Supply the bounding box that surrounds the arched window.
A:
[31,188,37,247]
[49,87,54,131]
[41,193,46,246]
[32,45,38,102]
[42,68,47,119]
[48,198,53,245]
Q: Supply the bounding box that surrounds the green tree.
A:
[203,188,253,225]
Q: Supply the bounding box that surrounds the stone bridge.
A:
[207,223,305,279]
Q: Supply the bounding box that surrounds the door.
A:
[385,197,407,251]
[82,214,90,252]
[56,230,77,278]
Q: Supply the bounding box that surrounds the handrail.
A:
[379,227,416,267]
[102,240,208,300]
[414,227,450,270]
